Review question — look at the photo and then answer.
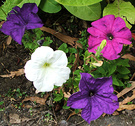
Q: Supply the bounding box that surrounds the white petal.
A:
[50,66,71,86]
[33,69,55,92]
[31,46,54,64]
[50,50,68,67]
[24,60,40,81]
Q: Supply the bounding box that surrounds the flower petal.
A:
[50,67,70,86]
[21,3,38,17]
[88,35,104,53]
[101,40,122,60]
[24,60,43,81]
[91,15,115,33]
[95,76,114,94]
[79,73,96,92]
[113,27,132,42]
[81,98,103,124]
[50,50,68,67]
[31,46,54,64]
[95,94,119,114]
[67,91,89,109]
[10,26,25,44]
[25,13,43,30]
[112,17,126,32]
[87,27,106,38]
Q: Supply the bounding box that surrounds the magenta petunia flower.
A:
[0,3,43,44]
[67,73,119,124]
[87,15,132,60]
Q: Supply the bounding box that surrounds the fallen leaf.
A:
[9,113,30,124]
[122,54,135,61]
[72,50,79,72]
[112,111,119,115]
[119,93,135,105]
[117,81,135,98]
[92,61,103,67]
[130,73,135,81]
[117,104,135,111]
[64,92,71,98]
[0,69,24,78]
[40,26,82,48]
[6,36,12,45]
[22,94,50,105]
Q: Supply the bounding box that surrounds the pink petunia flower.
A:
[87,15,132,60]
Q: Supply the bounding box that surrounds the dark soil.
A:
[0,10,135,126]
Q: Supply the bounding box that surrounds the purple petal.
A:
[88,35,104,53]
[10,26,25,44]
[91,15,115,33]
[21,3,38,16]
[95,94,119,114]
[87,27,106,38]
[25,13,43,29]
[81,98,103,124]
[112,17,126,32]
[94,76,114,94]
[7,6,21,21]
[67,91,88,109]
[79,73,97,92]
[113,27,132,41]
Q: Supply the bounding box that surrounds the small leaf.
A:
[58,43,68,53]
[64,3,101,21]
[55,0,102,6]
[39,0,61,13]
[54,94,63,101]
[116,66,130,74]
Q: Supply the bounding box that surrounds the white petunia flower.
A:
[24,46,71,92]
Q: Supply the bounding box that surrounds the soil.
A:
[0,10,135,126]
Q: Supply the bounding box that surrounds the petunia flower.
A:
[87,15,132,60]
[0,3,43,44]
[67,73,119,124]
[24,46,71,92]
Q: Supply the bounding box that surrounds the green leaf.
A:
[54,94,63,101]
[39,0,61,13]
[108,64,117,76]
[116,66,130,74]
[55,0,102,6]
[58,43,68,53]
[112,75,122,86]
[64,3,101,21]
[115,59,130,67]
[0,0,41,20]
[103,0,135,25]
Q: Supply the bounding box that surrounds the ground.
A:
[0,10,135,126]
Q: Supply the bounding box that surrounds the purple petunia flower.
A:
[87,15,132,60]
[67,73,119,124]
[0,3,43,44]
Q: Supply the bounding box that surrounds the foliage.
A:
[39,0,61,13]
[91,59,131,87]
[22,28,53,52]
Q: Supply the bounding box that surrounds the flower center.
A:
[43,63,50,68]
[107,33,113,40]
[89,91,95,97]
